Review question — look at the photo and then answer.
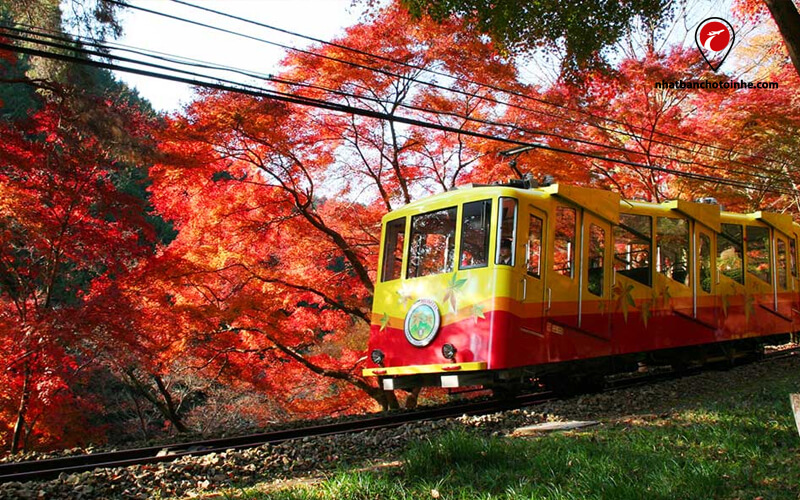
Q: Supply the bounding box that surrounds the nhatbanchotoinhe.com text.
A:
[655,80,779,90]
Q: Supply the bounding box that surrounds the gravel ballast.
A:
[1,351,797,499]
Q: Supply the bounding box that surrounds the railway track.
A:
[0,391,552,484]
[2,345,795,484]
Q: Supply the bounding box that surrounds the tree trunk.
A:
[128,386,150,440]
[404,387,422,410]
[764,0,800,77]
[236,325,413,410]
[10,364,31,454]
[153,375,189,434]
[124,369,190,434]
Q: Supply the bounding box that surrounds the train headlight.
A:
[370,349,385,365]
[442,343,457,360]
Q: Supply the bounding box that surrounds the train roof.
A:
[384,182,800,236]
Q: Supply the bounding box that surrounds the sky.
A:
[113,0,364,112]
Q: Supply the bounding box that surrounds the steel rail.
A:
[0,392,551,484]
[1,345,795,484]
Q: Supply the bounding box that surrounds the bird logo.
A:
[702,30,726,53]
[695,18,735,72]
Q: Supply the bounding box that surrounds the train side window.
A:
[459,200,492,270]
[746,225,771,284]
[381,218,406,282]
[718,223,743,284]
[588,224,605,296]
[777,238,788,289]
[656,217,689,286]
[407,207,457,279]
[699,233,712,293]
[527,214,543,278]
[495,198,517,266]
[613,213,651,286]
[554,206,576,277]
[791,238,797,277]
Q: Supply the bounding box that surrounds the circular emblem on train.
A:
[404,299,441,347]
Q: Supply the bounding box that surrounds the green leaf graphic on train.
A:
[379,312,390,332]
[408,307,436,341]
[660,285,672,309]
[396,286,414,307]
[443,272,468,312]
[471,303,486,322]
[744,293,755,324]
[720,283,737,318]
[612,282,635,322]
[640,298,653,328]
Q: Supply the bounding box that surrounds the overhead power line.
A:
[0,30,794,196]
[4,20,791,190]
[153,0,788,171]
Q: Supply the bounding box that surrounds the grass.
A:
[224,368,800,500]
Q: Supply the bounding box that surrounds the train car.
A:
[363,180,799,392]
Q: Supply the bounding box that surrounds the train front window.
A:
[746,225,771,284]
[554,205,576,277]
[614,213,652,286]
[791,238,798,277]
[718,223,743,284]
[657,217,689,285]
[460,200,492,270]
[381,218,406,282]
[496,198,517,266]
[407,207,457,279]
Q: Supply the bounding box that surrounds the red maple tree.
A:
[0,45,157,452]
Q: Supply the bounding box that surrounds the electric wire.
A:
[0,28,789,196]
[103,0,788,175]
[158,0,789,170]
[0,30,794,195]
[3,23,281,88]
[3,21,788,189]
[5,19,791,190]
[269,74,787,186]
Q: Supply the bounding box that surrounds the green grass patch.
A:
[236,373,800,499]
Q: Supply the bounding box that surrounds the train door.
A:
[547,201,580,332]
[744,223,774,321]
[791,231,800,338]
[717,222,747,337]
[519,204,547,337]
[774,231,793,319]
[694,224,716,327]
[580,211,612,341]
[791,231,800,318]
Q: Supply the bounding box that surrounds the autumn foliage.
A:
[0,79,156,450]
[1,1,799,454]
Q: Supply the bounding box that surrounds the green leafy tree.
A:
[401,0,800,77]
[400,0,668,74]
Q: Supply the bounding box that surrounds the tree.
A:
[401,0,800,78]
[400,0,668,74]
[735,0,800,77]
[147,3,521,412]
[685,60,800,211]
[470,47,800,210]
[0,41,157,452]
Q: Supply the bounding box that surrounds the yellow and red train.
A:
[363,180,799,392]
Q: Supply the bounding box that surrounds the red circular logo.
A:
[699,21,731,52]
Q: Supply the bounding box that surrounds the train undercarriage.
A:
[378,333,792,398]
